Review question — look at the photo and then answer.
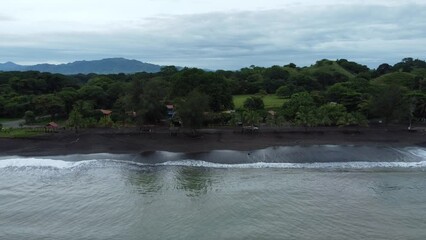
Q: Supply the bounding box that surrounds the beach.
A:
[0,126,425,156]
[2,126,426,240]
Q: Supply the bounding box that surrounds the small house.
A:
[45,122,59,133]
[100,109,112,116]
[166,105,175,118]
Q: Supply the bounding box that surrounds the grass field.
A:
[371,72,416,88]
[0,128,43,138]
[0,118,20,123]
[233,95,286,109]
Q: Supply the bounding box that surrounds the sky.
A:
[1,0,425,70]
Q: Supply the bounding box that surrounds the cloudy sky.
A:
[1,0,425,69]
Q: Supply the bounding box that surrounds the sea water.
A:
[1,146,426,240]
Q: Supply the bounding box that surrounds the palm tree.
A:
[295,106,318,132]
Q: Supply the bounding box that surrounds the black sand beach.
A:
[0,126,425,156]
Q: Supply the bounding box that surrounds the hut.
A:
[100,109,112,116]
[45,122,59,133]
[166,105,175,118]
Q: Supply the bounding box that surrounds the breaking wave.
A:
[158,160,426,169]
[0,158,98,169]
[0,146,425,170]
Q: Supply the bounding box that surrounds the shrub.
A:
[24,111,36,124]
[98,116,114,128]
[243,96,265,110]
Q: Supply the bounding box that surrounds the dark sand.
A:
[1,126,425,156]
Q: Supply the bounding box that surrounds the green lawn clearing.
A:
[0,128,44,138]
[233,94,286,109]
[0,118,20,123]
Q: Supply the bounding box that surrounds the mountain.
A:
[0,61,25,71]
[0,58,162,74]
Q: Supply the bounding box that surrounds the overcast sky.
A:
[1,0,425,69]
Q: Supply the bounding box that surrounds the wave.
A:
[158,160,426,169]
[405,148,426,158]
[0,158,98,169]
[135,146,426,164]
[0,146,425,170]
[1,157,425,170]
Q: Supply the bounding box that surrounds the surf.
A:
[0,145,425,170]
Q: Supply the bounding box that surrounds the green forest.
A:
[0,58,425,131]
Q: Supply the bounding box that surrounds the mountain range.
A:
[0,58,163,74]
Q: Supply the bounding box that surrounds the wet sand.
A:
[0,126,425,156]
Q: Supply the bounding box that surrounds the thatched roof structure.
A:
[46,122,58,128]
[100,109,112,115]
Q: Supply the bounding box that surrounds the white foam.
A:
[159,151,183,158]
[0,158,97,169]
[158,160,426,169]
[2,146,426,170]
[406,148,426,159]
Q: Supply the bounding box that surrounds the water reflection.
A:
[175,167,213,197]
[126,168,163,194]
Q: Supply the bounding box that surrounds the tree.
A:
[3,96,32,117]
[160,66,179,76]
[177,91,210,132]
[58,87,78,114]
[243,96,264,111]
[106,82,126,107]
[78,85,107,108]
[318,103,348,126]
[198,72,234,111]
[72,100,96,119]
[406,92,426,122]
[326,83,362,111]
[276,85,292,98]
[374,63,392,77]
[282,92,315,121]
[170,68,204,97]
[370,85,407,124]
[415,94,426,121]
[67,107,83,133]
[126,78,169,126]
[264,65,289,80]
[112,95,132,125]
[263,66,289,93]
[246,110,260,126]
[170,70,233,111]
[33,94,65,120]
[24,111,36,124]
[333,112,368,129]
[336,59,370,74]
[98,115,114,128]
[9,77,47,94]
[44,73,71,92]
[87,76,115,90]
[139,79,168,124]
[244,73,263,94]
[0,96,5,116]
[290,73,319,92]
[295,106,318,132]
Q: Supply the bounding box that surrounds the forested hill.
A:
[0,58,425,129]
[0,58,162,74]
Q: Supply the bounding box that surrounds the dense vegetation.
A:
[0,58,425,130]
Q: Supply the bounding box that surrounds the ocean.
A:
[1,145,425,240]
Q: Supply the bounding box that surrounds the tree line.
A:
[0,58,425,130]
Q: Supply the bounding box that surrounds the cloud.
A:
[0,14,13,21]
[1,2,425,69]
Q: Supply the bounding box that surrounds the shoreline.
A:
[0,126,425,157]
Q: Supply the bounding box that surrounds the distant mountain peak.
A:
[0,61,23,71]
[1,61,19,66]
[0,58,162,74]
